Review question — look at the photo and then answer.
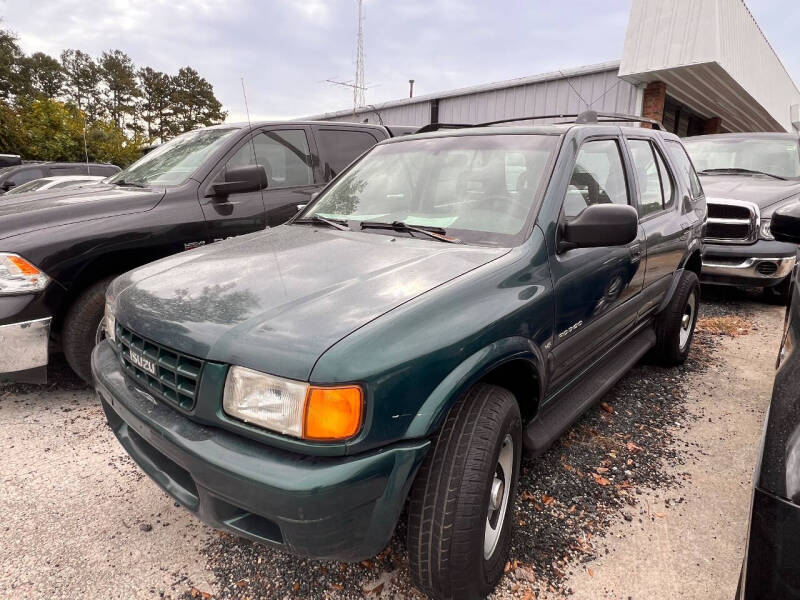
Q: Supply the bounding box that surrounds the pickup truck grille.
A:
[114,323,204,411]
[705,199,759,244]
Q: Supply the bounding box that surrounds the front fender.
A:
[404,336,546,439]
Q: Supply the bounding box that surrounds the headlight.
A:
[760,219,775,240]
[104,300,116,343]
[0,253,50,294]
[223,365,363,440]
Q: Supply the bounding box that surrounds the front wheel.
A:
[407,384,521,600]
[62,276,116,383]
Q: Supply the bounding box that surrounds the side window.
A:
[317,129,379,180]
[655,147,674,209]
[564,139,629,219]
[628,140,663,217]
[9,168,44,186]
[665,140,704,200]
[225,130,313,189]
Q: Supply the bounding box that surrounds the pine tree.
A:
[0,28,23,100]
[138,66,172,143]
[99,50,140,130]
[168,67,226,136]
[18,52,64,99]
[61,49,102,121]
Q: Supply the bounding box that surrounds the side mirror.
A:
[559,204,638,252]
[211,165,267,198]
[2,181,15,192]
[771,203,800,244]
[296,204,307,212]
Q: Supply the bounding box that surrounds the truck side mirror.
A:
[771,203,800,244]
[210,165,268,198]
[559,204,638,252]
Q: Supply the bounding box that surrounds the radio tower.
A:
[354,0,366,113]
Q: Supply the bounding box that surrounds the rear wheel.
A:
[63,276,116,383]
[407,384,521,600]
[650,270,699,365]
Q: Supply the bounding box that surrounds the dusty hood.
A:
[0,183,165,241]
[700,174,800,210]
[113,225,509,380]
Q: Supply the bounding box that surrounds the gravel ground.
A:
[0,286,783,600]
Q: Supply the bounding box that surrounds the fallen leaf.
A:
[626,441,643,453]
[190,588,199,599]
[563,463,575,472]
[592,473,611,486]
[541,494,555,505]
[201,593,211,600]
[587,568,595,577]
[360,559,373,568]
[521,589,535,600]
[655,512,665,518]
[520,491,536,502]
[596,467,609,474]
[235,580,248,588]
[370,583,384,595]
[292,582,300,592]
[330,583,344,591]
[600,402,614,413]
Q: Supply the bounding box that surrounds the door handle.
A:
[629,243,643,262]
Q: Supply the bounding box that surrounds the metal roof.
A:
[303,60,623,121]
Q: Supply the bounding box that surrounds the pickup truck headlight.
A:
[760,219,775,240]
[223,365,363,440]
[0,253,50,295]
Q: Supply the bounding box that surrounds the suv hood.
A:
[0,183,164,241]
[700,175,800,209]
[113,225,509,381]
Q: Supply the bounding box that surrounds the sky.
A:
[1,0,799,123]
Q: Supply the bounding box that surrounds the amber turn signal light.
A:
[303,386,363,441]
[7,255,42,275]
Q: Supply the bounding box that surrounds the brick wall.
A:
[642,81,667,128]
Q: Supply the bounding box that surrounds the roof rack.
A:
[414,110,664,133]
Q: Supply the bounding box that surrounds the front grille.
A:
[756,261,778,276]
[115,323,204,411]
[705,200,758,244]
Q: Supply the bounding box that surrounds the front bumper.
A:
[702,240,796,287]
[92,340,429,561]
[0,317,51,376]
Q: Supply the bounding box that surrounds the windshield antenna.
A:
[240,77,258,166]
[82,113,90,175]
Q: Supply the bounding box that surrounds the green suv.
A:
[93,112,705,599]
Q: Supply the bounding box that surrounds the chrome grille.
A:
[115,323,203,411]
[705,199,759,244]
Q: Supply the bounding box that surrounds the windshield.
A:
[684,137,800,179]
[301,134,559,245]
[5,178,52,194]
[108,127,239,187]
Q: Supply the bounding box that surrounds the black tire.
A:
[650,270,700,366]
[62,276,116,383]
[407,384,522,600]
[763,276,792,306]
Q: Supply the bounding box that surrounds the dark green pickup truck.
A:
[93,112,706,599]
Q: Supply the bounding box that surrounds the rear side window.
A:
[316,129,379,180]
[628,139,676,217]
[665,140,704,199]
[50,166,86,176]
[563,139,629,219]
[8,167,44,186]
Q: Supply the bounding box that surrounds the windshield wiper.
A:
[113,180,147,188]
[360,221,461,244]
[698,168,786,181]
[297,215,350,231]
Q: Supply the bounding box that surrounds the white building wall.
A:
[620,0,800,132]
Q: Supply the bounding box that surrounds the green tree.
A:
[61,49,102,121]
[0,27,23,100]
[99,49,139,130]
[17,52,64,99]
[85,119,146,166]
[169,67,226,136]
[138,66,172,143]
[17,98,84,161]
[0,102,24,153]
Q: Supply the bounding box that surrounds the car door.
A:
[198,132,269,242]
[257,126,321,226]
[548,136,647,386]
[625,135,689,317]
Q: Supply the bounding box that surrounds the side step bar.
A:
[523,326,656,456]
